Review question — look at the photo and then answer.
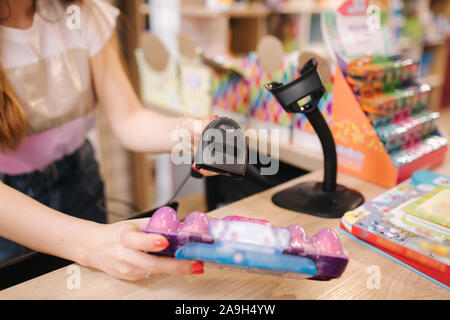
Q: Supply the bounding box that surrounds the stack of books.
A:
[340,170,450,289]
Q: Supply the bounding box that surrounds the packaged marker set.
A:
[347,55,419,96]
[319,0,447,188]
[374,112,439,153]
[389,135,448,168]
[142,207,349,280]
[345,54,446,169]
[360,84,430,120]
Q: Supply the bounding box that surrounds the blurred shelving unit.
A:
[395,0,450,111]
[137,0,338,56]
[420,40,448,111]
[120,0,338,209]
[121,0,449,209]
[426,0,450,110]
[118,1,155,211]
[87,0,142,220]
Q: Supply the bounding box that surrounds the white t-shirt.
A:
[0,0,119,175]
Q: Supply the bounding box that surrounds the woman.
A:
[0,0,207,280]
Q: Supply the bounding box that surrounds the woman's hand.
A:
[85,219,203,281]
[0,183,202,282]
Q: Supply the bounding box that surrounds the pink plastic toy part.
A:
[142,207,214,256]
[179,211,211,235]
[222,216,271,226]
[311,228,345,255]
[284,227,346,257]
[144,206,180,232]
[286,224,311,249]
[283,227,348,280]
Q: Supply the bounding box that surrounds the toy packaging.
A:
[345,54,446,174]
[340,170,450,288]
[321,0,447,187]
[374,111,439,153]
[347,55,419,96]
[179,62,212,118]
[366,84,430,127]
[247,50,298,143]
[210,56,251,125]
[389,135,447,168]
[135,33,181,111]
[178,34,213,118]
[360,84,430,118]
[143,207,349,280]
[209,36,302,143]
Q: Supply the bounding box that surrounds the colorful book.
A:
[340,171,450,287]
[402,186,450,240]
[339,225,450,289]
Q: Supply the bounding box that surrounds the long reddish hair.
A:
[0,0,81,151]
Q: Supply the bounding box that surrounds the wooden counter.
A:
[1,158,449,299]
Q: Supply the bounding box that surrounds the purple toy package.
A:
[142,207,349,280]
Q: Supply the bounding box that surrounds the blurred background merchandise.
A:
[89,0,449,221]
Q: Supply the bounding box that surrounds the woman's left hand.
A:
[84,218,203,281]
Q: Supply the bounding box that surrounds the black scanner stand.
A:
[266,58,364,218]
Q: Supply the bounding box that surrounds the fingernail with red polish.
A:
[154,238,169,248]
[209,115,219,122]
[191,262,204,274]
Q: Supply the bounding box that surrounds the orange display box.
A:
[330,67,448,188]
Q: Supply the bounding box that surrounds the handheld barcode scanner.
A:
[191,117,248,179]
[266,58,364,218]
[166,117,247,205]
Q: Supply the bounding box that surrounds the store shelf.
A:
[399,38,447,51]
[140,3,270,18]
[423,39,447,48]
[140,2,338,18]
[217,3,270,18]
[302,43,331,58]
[419,74,443,88]
[271,2,339,14]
